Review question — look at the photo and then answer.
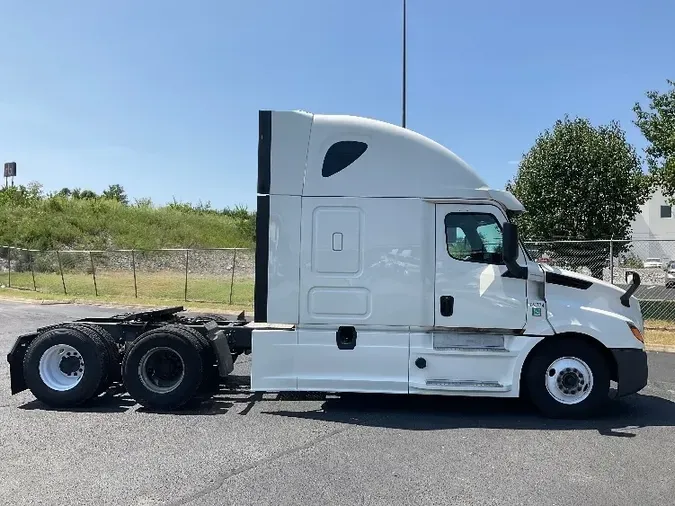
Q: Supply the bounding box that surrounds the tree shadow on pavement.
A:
[264,392,675,438]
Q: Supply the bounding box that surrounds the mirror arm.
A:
[503,259,529,279]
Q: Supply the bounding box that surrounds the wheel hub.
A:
[38,344,85,391]
[59,355,81,375]
[138,347,185,394]
[545,357,594,405]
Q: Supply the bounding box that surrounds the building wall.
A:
[630,187,675,260]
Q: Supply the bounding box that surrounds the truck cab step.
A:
[421,379,511,392]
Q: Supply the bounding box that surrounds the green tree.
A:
[78,189,98,200]
[507,116,650,278]
[633,79,675,200]
[102,184,129,205]
[0,181,44,206]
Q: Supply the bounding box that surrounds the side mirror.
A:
[502,223,528,279]
[503,223,519,264]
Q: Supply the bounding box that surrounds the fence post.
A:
[131,250,138,298]
[29,250,37,291]
[184,250,189,302]
[56,251,67,295]
[229,249,237,304]
[609,239,614,285]
[89,252,98,296]
[7,247,11,288]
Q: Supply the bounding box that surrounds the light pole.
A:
[402,0,407,128]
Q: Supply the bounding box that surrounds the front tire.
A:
[523,338,610,418]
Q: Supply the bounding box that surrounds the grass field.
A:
[1,186,255,251]
[2,269,674,347]
[0,270,254,310]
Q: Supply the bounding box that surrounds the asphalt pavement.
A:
[1,300,675,506]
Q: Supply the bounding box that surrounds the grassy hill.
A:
[0,182,255,251]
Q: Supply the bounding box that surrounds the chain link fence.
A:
[524,239,675,328]
[3,240,675,325]
[0,246,255,307]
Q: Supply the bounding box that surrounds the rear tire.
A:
[523,338,610,419]
[122,326,204,410]
[23,326,108,408]
[151,324,219,389]
[79,324,122,381]
[61,323,121,393]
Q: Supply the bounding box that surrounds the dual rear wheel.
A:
[122,324,217,410]
[22,324,217,411]
[23,323,120,408]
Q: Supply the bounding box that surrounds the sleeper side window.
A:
[321,141,368,177]
[444,213,504,264]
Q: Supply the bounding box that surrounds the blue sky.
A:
[1,0,673,210]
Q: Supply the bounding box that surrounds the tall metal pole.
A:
[402,0,407,128]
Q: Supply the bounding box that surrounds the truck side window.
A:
[445,213,504,264]
[322,141,369,177]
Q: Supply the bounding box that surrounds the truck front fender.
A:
[547,305,643,350]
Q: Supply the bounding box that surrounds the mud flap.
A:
[210,330,235,377]
[7,333,37,395]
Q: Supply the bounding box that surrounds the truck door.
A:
[434,203,527,330]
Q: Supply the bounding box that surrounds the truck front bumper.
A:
[611,348,648,397]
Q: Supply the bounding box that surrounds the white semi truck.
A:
[6,109,648,418]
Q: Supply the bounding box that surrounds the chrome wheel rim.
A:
[545,356,594,405]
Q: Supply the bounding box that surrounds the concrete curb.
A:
[645,344,675,353]
[0,294,147,310]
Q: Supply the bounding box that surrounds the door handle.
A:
[440,295,454,317]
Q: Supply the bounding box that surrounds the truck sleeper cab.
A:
[5,109,648,419]
[251,109,648,418]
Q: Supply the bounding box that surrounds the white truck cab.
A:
[251,109,648,418]
[6,109,648,419]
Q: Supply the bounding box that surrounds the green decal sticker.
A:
[532,307,542,317]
